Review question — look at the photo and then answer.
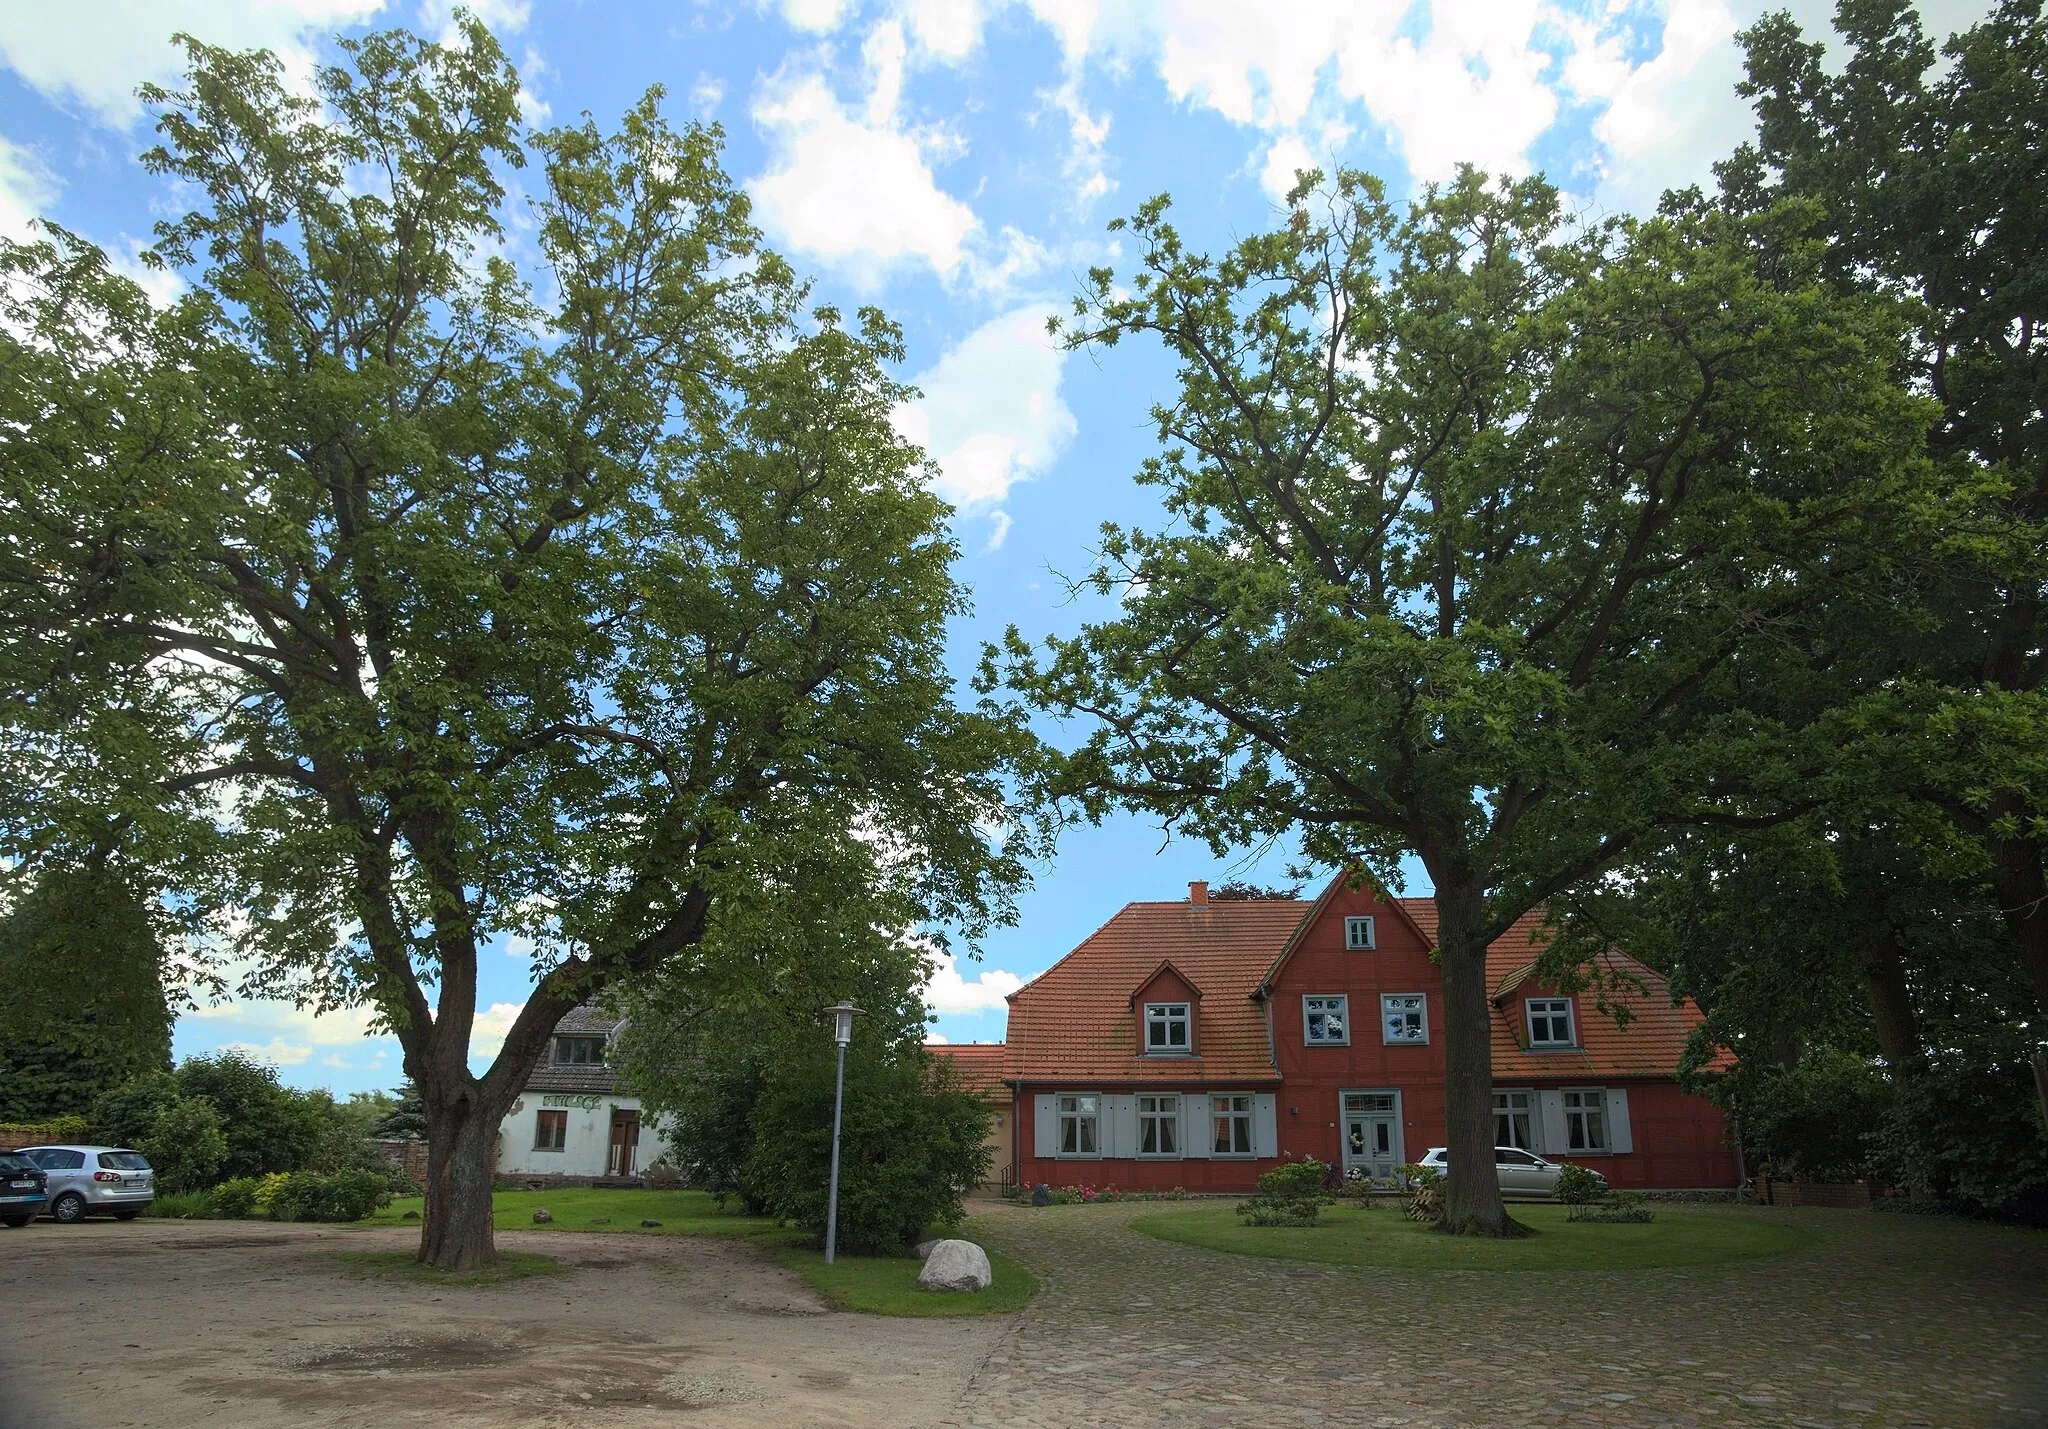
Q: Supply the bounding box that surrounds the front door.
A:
[1340,1091,1402,1181]
[607,1109,640,1178]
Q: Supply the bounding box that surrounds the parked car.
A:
[0,1151,49,1227]
[18,1146,155,1222]
[1414,1146,1608,1199]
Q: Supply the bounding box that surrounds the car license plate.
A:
[7,1179,33,1188]
[125,1177,148,1188]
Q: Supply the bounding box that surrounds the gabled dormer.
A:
[1129,959,1203,1057]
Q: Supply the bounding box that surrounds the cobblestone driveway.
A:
[940,1201,2047,1429]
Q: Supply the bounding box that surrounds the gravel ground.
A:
[938,1199,2048,1429]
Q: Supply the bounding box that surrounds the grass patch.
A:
[763,1236,1037,1317]
[141,1190,217,1219]
[1133,1202,1812,1270]
[362,1188,780,1238]
[335,1249,568,1285]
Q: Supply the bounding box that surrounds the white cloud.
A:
[0,0,391,128]
[893,306,1075,524]
[775,0,854,33]
[981,509,1013,554]
[902,0,984,60]
[691,73,727,115]
[924,1030,952,1044]
[0,135,54,242]
[922,951,1024,1014]
[185,997,394,1070]
[749,53,980,285]
[1260,133,1316,201]
[468,1001,527,1061]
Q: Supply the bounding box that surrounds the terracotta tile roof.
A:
[1005,900,1308,1083]
[1006,886,1716,1085]
[928,1043,1008,1098]
[1399,900,1720,1079]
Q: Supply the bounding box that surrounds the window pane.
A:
[1140,1120,1158,1155]
[1158,1119,1177,1155]
[1060,1120,1077,1154]
[1214,1118,1231,1154]
[1168,1021,1186,1046]
[1233,1119,1252,1154]
[1078,1120,1096,1154]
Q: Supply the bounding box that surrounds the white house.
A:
[495,1004,662,1183]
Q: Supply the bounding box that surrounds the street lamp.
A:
[822,1001,863,1265]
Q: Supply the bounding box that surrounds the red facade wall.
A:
[1010,884,1739,1194]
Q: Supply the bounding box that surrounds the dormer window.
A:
[1526,998,1576,1048]
[555,1036,606,1065]
[1144,1002,1191,1054]
[1345,916,1376,950]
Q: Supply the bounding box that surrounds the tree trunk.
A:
[1433,877,1525,1237]
[1983,828,2048,1131]
[1860,928,1922,1075]
[418,1080,509,1271]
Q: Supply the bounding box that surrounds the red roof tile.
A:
[1006,882,1717,1084]
[1004,900,1307,1083]
[928,1043,1008,1098]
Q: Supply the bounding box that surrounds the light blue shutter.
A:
[1253,1094,1278,1157]
[1103,1095,1137,1157]
[1033,1094,1058,1158]
[1183,1094,1210,1157]
[1606,1088,1633,1154]
[1537,1091,1567,1155]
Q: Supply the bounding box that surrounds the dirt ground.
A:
[0,1219,1011,1429]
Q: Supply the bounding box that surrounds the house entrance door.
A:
[1341,1091,1402,1181]
[607,1109,640,1178]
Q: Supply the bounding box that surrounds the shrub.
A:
[1566,1192,1655,1224]
[140,1096,228,1193]
[745,1042,992,1255]
[175,1052,327,1180]
[268,1169,386,1223]
[143,1189,217,1219]
[1237,1157,1336,1227]
[0,1115,91,1141]
[1397,1164,1443,1224]
[249,1171,292,1218]
[90,1073,183,1150]
[1727,1046,1889,1183]
[212,1176,265,1219]
[1867,1038,2048,1225]
[1553,1163,1604,1206]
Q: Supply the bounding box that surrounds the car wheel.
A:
[49,1192,87,1224]
[1,1214,32,1228]
[112,1209,142,1221]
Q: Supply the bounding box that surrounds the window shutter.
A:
[1253,1094,1278,1158]
[1182,1095,1210,1158]
[1537,1090,1567,1154]
[1103,1095,1137,1158]
[1033,1094,1058,1158]
[1606,1088,1633,1154]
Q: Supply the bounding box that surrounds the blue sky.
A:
[0,0,1989,1092]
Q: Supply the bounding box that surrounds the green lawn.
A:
[767,1240,1037,1317]
[363,1188,781,1238]
[363,1190,1032,1314]
[1132,1202,1813,1270]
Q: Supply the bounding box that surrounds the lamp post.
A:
[822,1001,863,1265]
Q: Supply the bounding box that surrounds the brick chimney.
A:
[1188,880,1209,904]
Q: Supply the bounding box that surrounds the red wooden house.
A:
[998,874,1738,1193]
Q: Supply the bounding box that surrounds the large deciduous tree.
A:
[0,24,1033,1268]
[997,170,1932,1234]
[1720,0,2048,1115]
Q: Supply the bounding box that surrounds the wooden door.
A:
[607,1109,640,1177]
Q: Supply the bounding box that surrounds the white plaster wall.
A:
[495,1096,663,1177]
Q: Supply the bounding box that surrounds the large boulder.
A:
[916,1239,992,1293]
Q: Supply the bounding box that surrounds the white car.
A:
[1415,1146,1607,1199]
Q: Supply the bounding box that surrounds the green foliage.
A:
[268,1168,386,1223]
[0,866,174,1121]
[90,1073,183,1149]
[141,1189,217,1219]
[0,19,1039,1277]
[174,1053,326,1179]
[1566,1193,1656,1224]
[1553,1163,1606,1206]
[0,1115,90,1140]
[771,1241,1038,1317]
[249,1172,292,1219]
[1398,1165,1445,1225]
[211,1177,264,1219]
[1869,1032,2048,1225]
[745,1042,992,1256]
[1236,1157,1336,1227]
[1727,1046,1893,1183]
[370,1083,426,1141]
[140,1096,228,1193]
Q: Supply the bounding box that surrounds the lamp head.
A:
[824,1001,864,1046]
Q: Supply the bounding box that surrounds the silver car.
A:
[18,1145,155,1222]
[1415,1146,1609,1199]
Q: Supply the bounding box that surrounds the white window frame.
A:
[1493,1089,1534,1150]
[1209,1093,1255,1157]
[1526,997,1577,1049]
[1056,1093,1102,1157]
[1136,1094,1182,1158]
[1563,1087,1609,1153]
[1381,993,1428,1045]
[1303,994,1350,1046]
[1344,915,1376,950]
[1144,1001,1192,1056]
